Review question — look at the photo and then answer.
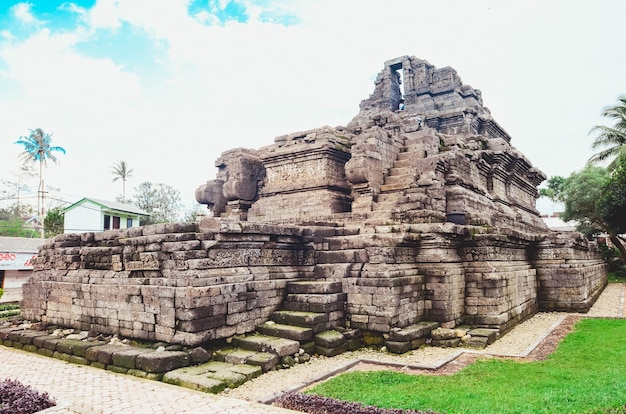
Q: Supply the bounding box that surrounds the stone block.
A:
[107,365,129,374]
[189,347,212,364]
[56,339,102,357]
[136,351,190,373]
[314,330,346,348]
[69,355,90,365]
[463,335,490,349]
[237,335,300,357]
[315,342,348,357]
[111,348,145,369]
[385,340,411,354]
[38,348,55,357]
[468,328,499,345]
[163,366,227,394]
[431,338,460,348]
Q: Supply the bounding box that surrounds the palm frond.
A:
[588,97,626,166]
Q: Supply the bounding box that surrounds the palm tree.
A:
[111,160,134,202]
[15,128,66,237]
[588,96,626,170]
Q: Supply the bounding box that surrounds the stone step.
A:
[380,182,410,193]
[377,193,409,204]
[389,167,412,176]
[393,158,413,168]
[257,321,314,341]
[284,292,347,313]
[234,334,300,357]
[396,151,421,161]
[384,175,415,187]
[163,360,262,393]
[270,310,328,327]
[213,348,280,372]
[385,321,440,354]
[287,280,342,294]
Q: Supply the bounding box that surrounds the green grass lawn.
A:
[308,318,626,414]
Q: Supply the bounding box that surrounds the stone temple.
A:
[22,56,607,351]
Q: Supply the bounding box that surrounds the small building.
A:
[541,213,577,232]
[63,198,150,234]
[0,237,42,303]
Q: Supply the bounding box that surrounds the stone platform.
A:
[21,55,607,354]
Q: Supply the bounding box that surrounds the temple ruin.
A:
[22,56,607,352]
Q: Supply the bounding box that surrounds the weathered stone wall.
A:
[532,232,607,311]
[22,221,314,345]
[461,235,539,332]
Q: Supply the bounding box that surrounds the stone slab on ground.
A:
[236,334,300,357]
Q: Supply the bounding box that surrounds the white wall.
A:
[64,200,103,233]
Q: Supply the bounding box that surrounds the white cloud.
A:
[10,2,42,25]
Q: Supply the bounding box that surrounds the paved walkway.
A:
[0,347,298,414]
[1,283,624,414]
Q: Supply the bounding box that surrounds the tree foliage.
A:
[14,128,65,237]
[0,217,38,238]
[15,129,66,167]
[44,207,64,238]
[111,160,133,202]
[559,163,626,263]
[597,156,626,236]
[539,175,567,202]
[0,205,37,238]
[132,182,183,224]
[560,166,609,237]
[589,95,626,170]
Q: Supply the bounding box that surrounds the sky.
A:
[0,0,625,217]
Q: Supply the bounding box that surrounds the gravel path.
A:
[222,283,625,403]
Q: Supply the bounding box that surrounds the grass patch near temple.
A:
[307,318,626,414]
[608,267,626,283]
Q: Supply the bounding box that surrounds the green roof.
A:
[63,197,150,216]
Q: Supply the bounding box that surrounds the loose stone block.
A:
[135,351,190,373]
[314,330,346,348]
[111,348,145,369]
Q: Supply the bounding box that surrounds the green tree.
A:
[111,160,133,202]
[589,96,626,170]
[560,165,626,263]
[560,166,609,237]
[0,202,36,238]
[597,157,626,262]
[132,182,183,224]
[539,175,567,202]
[0,216,38,237]
[14,128,66,236]
[44,206,64,238]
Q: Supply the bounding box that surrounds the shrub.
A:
[273,392,441,414]
[598,243,622,271]
[0,304,19,312]
[0,379,55,414]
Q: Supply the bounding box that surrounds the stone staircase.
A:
[164,279,355,393]
[372,130,441,216]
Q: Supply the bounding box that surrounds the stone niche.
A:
[22,55,607,346]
